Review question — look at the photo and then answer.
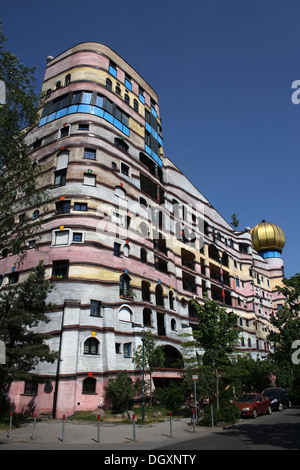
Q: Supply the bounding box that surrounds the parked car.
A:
[262,387,292,411]
[233,393,272,418]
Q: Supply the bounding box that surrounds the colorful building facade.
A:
[0,43,286,417]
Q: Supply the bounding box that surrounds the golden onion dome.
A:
[250,220,285,253]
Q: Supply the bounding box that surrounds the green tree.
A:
[0,23,47,259]
[0,262,57,416]
[132,330,165,406]
[230,213,239,229]
[104,370,136,412]
[191,299,239,368]
[185,298,239,409]
[268,273,300,396]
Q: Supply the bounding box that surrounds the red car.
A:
[234,393,272,418]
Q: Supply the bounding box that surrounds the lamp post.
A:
[141,330,146,422]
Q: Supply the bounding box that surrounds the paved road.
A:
[0,408,298,452]
[156,408,300,450]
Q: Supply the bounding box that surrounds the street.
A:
[156,408,300,450]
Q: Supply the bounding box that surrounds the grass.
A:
[68,406,186,425]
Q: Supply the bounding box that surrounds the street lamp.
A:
[141,330,146,422]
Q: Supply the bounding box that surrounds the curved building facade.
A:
[0,43,286,417]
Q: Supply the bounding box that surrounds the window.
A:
[8,272,19,284]
[114,242,121,257]
[84,148,96,160]
[118,306,132,323]
[109,61,117,77]
[133,99,139,112]
[139,87,145,104]
[143,308,152,327]
[53,229,70,246]
[140,248,147,263]
[52,260,69,279]
[125,74,132,91]
[90,300,102,317]
[124,94,129,105]
[82,377,96,394]
[65,74,71,86]
[114,137,129,152]
[169,290,174,310]
[120,273,131,298]
[83,173,96,186]
[120,162,130,177]
[33,210,39,220]
[56,150,69,170]
[106,78,112,91]
[84,337,99,355]
[24,381,38,396]
[54,168,67,187]
[58,125,70,139]
[155,284,164,307]
[73,232,83,243]
[171,318,176,331]
[78,123,89,131]
[112,211,123,226]
[74,202,87,211]
[142,281,151,301]
[96,94,104,107]
[123,343,131,358]
[56,200,71,214]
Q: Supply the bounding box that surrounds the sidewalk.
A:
[0,416,214,450]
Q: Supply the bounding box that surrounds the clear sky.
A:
[1,0,299,278]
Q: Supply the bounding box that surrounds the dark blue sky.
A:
[1,0,299,277]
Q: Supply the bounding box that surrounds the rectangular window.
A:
[74,202,87,211]
[109,62,117,77]
[52,260,69,279]
[56,200,71,214]
[120,162,130,177]
[24,381,38,396]
[53,230,70,246]
[114,242,121,257]
[78,123,89,130]
[112,212,123,226]
[58,125,70,139]
[123,343,131,358]
[96,94,104,108]
[84,148,96,160]
[81,92,92,104]
[72,232,83,243]
[83,173,96,186]
[125,74,132,91]
[139,88,145,104]
[54,169,67,187]
[90,300,102,317]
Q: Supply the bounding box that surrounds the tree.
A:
[268,273,300,394]
[185,298,239,409]
[230,213,239,229]
[0,261,57,413]
[0,23,47,259]
[132,330,165,406]
[191,298,239,368]
[104,370,136,412]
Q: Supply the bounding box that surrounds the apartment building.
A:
[0,43,286,417]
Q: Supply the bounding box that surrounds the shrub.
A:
[104,371,135,412]
[200,400,240,426]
